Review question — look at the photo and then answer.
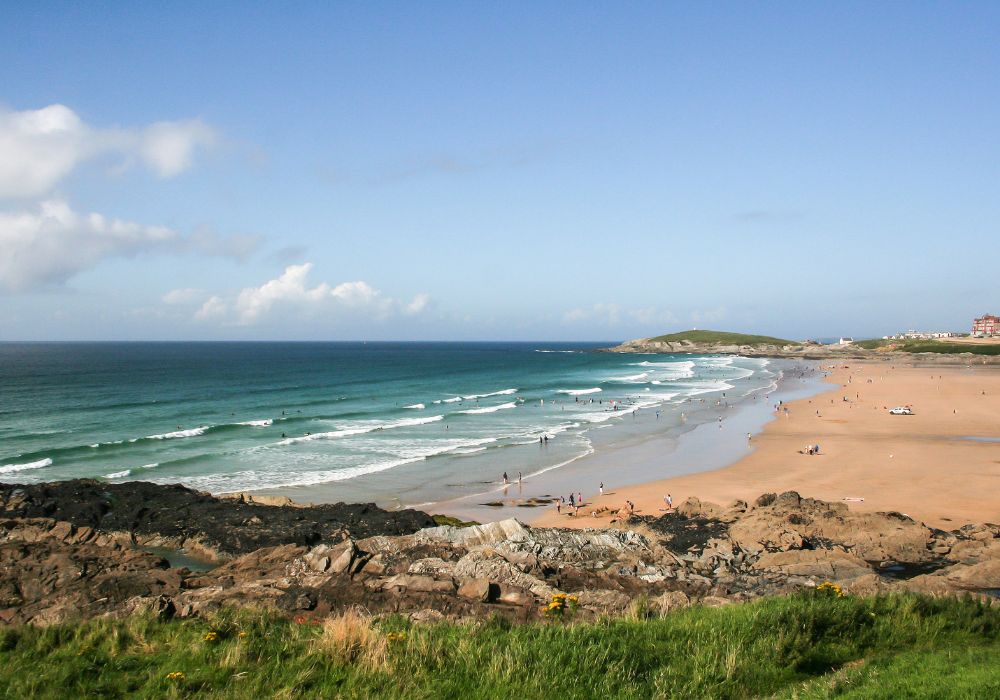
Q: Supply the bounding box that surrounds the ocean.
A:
[0,342,781,508]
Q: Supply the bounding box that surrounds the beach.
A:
[532,361,1000,530]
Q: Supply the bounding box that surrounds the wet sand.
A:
[532,362,1000,530]
[432,362,829,524]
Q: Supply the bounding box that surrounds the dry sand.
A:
[534,362,1000,530]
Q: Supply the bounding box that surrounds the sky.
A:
[1,2,998,341]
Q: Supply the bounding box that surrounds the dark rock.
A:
[0,480,435,559]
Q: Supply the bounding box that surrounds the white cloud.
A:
[162,288,205,304]
[139,120,216,177]
[0,199,257,292]
[195,295,228,321]
[405,293,431,315]
[0,104,215,199]
[194,263,430,326]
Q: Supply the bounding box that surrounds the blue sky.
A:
[1,2,997,341]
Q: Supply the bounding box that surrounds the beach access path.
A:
[534,362,1000,530]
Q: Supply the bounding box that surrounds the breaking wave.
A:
[0,457,53,474]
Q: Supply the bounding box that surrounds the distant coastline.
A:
[603,328,1000,363]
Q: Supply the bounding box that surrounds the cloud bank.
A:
[0,200,256,292]
[192,263,430,326]
[0,104,254,292]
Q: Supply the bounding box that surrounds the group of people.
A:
[555,491,586,515]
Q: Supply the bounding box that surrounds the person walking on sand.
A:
[556,500,561,514]
[502,472,508,485]
[599,482,604,496]
[518,471,522,484]
[665,493,673,510]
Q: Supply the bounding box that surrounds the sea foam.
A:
[0,457,53,474]
[276,414,444,445]
[557,388,601,395]
[457,402,517,415]
[462,388,517,400]
[143,427,208,440]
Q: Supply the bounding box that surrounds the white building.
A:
[882,330,957,340]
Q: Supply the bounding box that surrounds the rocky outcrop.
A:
[0,480,435,560]
[0,483,996,626]
[608,338,817,358]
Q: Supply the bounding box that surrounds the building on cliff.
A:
[972,314,999,337]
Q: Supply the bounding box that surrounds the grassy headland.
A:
[647,329,801,346]
[854,338,1000,355]
[1,593,997,698]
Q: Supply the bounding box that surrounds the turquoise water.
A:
[0,342,778,504]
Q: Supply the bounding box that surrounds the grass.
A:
[0,593,997,698]
[431,514,480,528]
[854,338,1000,355]
[647,329,801,346]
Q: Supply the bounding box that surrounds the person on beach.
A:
[556,500,561,514]
[664,494,673,510]
[599,482,604,496]
[502,472,508,484]
[569,493,575,507]
[518,471,522,484]
[577,492,583,506]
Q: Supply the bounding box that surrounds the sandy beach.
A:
[533,362,1000,530]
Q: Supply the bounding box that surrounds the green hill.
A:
[647,329,801,346]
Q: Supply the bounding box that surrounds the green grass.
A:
[1,593,997,698]
[431,514,480,528]
[854,338,1000,355]
[647,329,801,346]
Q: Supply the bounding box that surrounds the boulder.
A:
[942,560,1000,590]
[653,590,691,614]
[453,550,552,597]
[329,542,356,574]
[752,550,873,580]
[380,574,456,594]
[457,578,497,603]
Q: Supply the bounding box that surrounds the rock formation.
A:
[0,482,996,626]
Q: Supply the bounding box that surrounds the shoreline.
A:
[427,360,831,523]
[532,361,1000,530]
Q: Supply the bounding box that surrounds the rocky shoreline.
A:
[0,481,996,626]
